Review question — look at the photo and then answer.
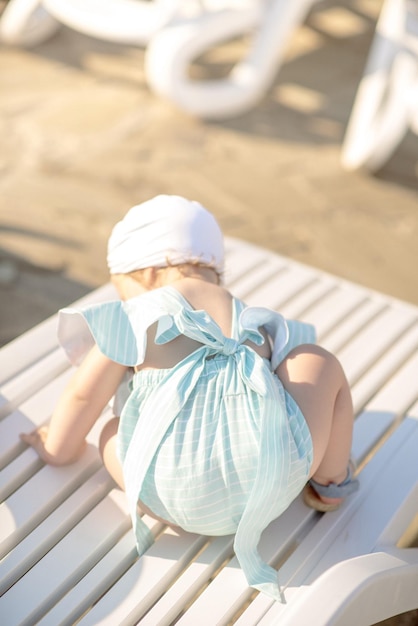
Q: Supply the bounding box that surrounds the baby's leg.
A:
[99,419,180,528]
[276,344,354,505]
[99,418,125,489]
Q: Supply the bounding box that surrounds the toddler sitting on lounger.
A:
[21,194,358,601]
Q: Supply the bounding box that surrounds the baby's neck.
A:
[113,264,220,301]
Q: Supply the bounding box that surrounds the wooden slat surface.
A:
[0,237,417,625]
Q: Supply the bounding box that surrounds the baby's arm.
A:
[20,345,128,465]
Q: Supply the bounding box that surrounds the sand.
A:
[0,0,417,345]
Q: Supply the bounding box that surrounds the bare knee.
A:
[277,344,346,393]
[277,344,350,437]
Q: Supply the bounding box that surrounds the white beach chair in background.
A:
[144,0,317,119]
[0,0,182,46]
[0,0,318,119]
[4,0,417,142]
[341,0,418,172]
[1,237,417,625]
[0,0,60,47]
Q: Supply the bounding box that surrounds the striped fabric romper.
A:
[58,285,316,601]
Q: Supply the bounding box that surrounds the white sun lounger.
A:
[1,237,417,625]
[0,0,182,47]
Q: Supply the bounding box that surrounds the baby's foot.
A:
[303,464,359,512]
[303,483,344,512]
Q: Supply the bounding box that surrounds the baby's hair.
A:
[128,260,223,286]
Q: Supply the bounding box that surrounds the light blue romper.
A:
[58,286,316,601]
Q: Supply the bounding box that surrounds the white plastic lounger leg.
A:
[341,0,418,172]
[0,0,60,46]
[145,0,316,119]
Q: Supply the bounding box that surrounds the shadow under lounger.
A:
[1,237,418,626]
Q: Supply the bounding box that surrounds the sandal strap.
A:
[309,464,359,499]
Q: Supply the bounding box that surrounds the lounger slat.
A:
[156,499,315,626]
[76,530,209,626]
[224,241,274,288]
[0,284,117,388]
[0,411,110,555]
[0,349,70,420]
[36,530,140,626]
[320,298,387,354]
[0,286,118,415]
[0,396,110,505]
[234,258,316,302]
[0,489,131,626]
[0,467,114,595]
[139,535,236,626]
[351,322,418,412]
[336,307,417,385]
[177,519,309,625]
[361,350,418,414]
[0,445,103,560]
[174,500,317,625]
[242,267,317,310]
[276,279,336,320]
[351,350,418,463]
[225,240,337,317]
[377,400,418,549]
[352,411,395,465]
[0,368,73,471]
[35,516,165,626]
[227,257,289,300]
[0,449,43,504]
[296,286,368,338]
[0,317,59,387]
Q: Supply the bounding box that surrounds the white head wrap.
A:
[107,195,224,275]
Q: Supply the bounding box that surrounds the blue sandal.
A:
[303,463,359,512]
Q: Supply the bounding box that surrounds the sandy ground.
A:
[0,0,417,347]
[0,2,417,622]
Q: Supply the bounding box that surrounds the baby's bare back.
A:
[139,279,271,370]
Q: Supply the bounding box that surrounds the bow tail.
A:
[123,349,209,554]
[233,374,291,602]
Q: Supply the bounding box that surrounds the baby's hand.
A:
[20,427,57,464]
[20,427,86,466]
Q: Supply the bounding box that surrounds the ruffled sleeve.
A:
[57,289,182,367]
[236,301,316,370]
[273,318,316,368]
